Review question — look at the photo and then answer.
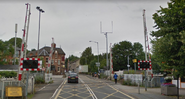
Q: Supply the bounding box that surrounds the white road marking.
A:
[79,78,98,99]
[38,84,50,91]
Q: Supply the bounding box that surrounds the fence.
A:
[0,80,26,99]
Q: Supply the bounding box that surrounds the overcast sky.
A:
[0,0,170,58]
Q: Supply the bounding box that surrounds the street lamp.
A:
[36,6,44,58]
[89,41,100,72]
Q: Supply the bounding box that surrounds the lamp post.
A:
[89,41,100,72]
[36,6,44,58]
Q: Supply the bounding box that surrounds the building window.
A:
[58,60,60,65]
[46,58,48,63]
[51,60,54,65]
[58,66,60,72]
[62,56,65,61]
[55,50,58,58]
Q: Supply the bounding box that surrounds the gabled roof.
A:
[27,46,65,57]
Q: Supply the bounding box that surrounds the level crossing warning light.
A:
[20,58,41,71]
[138,60,151,70]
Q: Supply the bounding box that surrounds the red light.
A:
[76,76,78,78]
[68,76,70,78]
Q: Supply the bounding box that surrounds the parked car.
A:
[68,73,78,83]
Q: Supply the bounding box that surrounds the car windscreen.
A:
[69,74,77,77]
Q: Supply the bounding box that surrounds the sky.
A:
[0,0,170,58]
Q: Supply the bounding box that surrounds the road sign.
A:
[127,65,130,67]
[96,62,100,67]
[6,87,22,97]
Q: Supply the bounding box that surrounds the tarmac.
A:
[34,75,185,99]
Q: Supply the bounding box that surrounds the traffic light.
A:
[23,60,38,69]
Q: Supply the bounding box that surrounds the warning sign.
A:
[6,87,22,97]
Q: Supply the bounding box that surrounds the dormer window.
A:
[55,50,58,58]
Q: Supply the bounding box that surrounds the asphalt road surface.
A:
[55,75,135,99]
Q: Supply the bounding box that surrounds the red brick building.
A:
[27,43,65,75]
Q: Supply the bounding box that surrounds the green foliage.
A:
[122,79,132,86]
[151,0,185,77]
[112,41,144,71]
[100,73,108,79]
[8,37,22,48]
[80,47,94,65]
[35,76,45,84]
[0,71,17,77]
[124,70,135,74]
[89,59,98,72]
[0,38,23,65]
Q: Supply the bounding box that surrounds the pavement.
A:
[33,75,185,99]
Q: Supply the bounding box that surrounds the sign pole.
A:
[25,71,29,99]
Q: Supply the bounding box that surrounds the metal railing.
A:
[0,80,26,99]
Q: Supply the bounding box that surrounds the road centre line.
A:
[52,79,66,99]
[105,83,135,99]
[79,78,98,99]
[38,84,50,91]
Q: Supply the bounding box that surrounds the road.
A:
[55,75,135,99]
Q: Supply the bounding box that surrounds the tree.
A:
[8,37,22,48]
[80,47,94,65]
[112,41,134,71]
[31,49,36,51]
[133,42,145,61]
[151,0,185,77]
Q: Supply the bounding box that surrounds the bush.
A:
[0,71,17,78]
[124,70,135,74]
[100,73,108,79]
[122,79,132,86]
[35,77,45,84]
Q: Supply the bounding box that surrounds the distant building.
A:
[0,46,21,65]
[27,43,65,75]
[68,59,80,73]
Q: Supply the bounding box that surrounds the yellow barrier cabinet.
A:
[6,86,22,97]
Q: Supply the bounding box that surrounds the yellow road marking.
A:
[106,83,135,99]
[54,80,66,99]
[102,91,118,99]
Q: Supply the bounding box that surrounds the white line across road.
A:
[50,78,66,99]
[79,78,98,99]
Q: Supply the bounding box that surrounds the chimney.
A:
[51,43,56,48]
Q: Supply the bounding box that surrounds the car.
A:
[68,73,78,83]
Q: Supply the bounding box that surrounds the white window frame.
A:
[58,66,60,72]
[58,60,60,65]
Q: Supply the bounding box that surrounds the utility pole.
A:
[110,43,113,80]
[100,21,113,76]
[14,24,17,65]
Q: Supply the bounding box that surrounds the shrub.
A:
[0,71,17,78]
[35,77,45,84]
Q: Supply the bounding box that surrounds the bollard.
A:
[138,83,140,94]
